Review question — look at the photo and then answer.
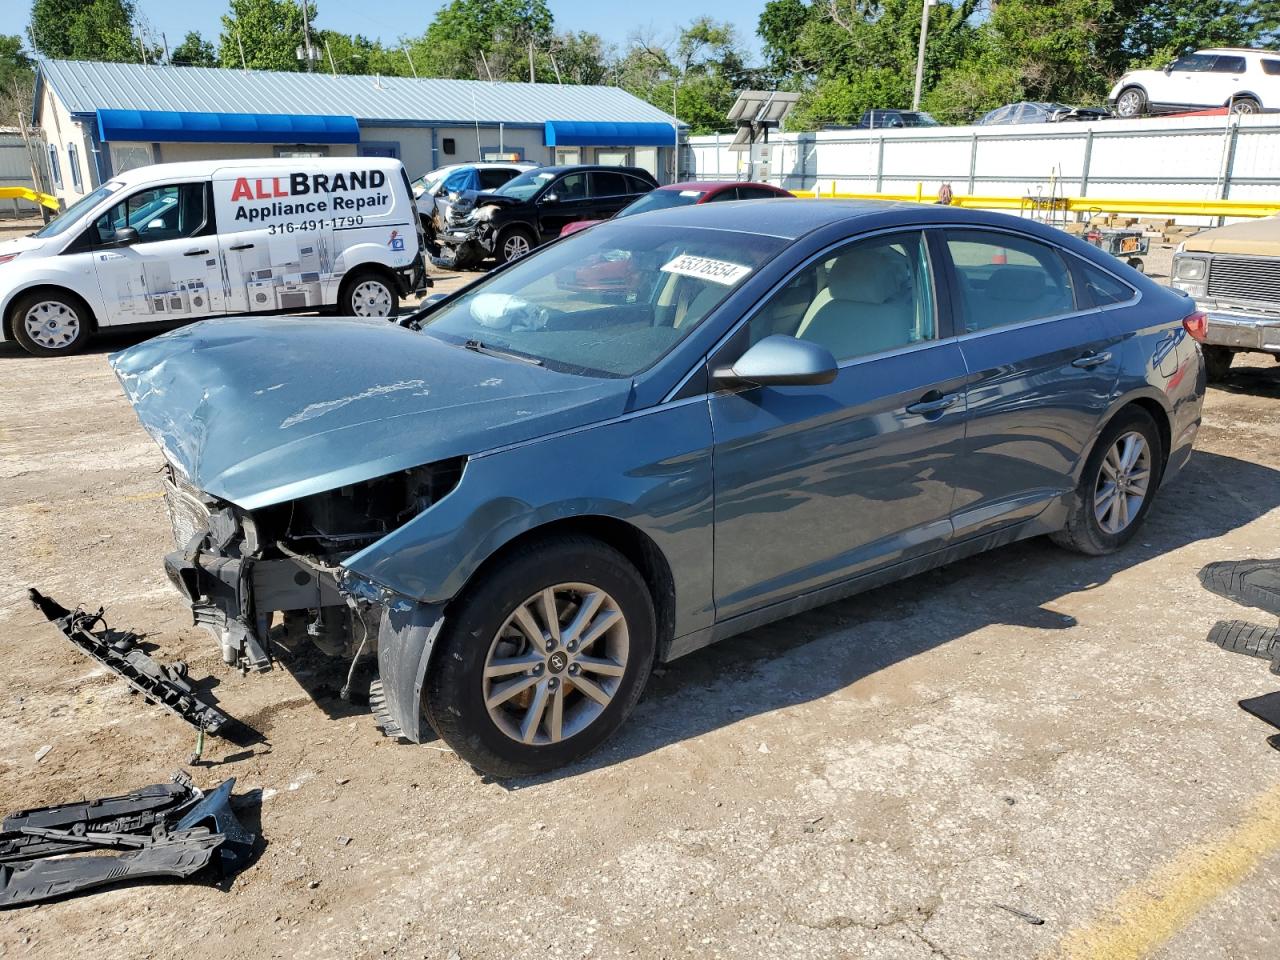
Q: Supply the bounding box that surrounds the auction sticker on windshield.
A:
[660,253,752,286]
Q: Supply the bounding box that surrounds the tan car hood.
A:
[1184,217,1280,255]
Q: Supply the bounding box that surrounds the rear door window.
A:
[1211,55,1247,74]
[943,230,1077,332]
[479,168,517,190]
[590,171,629,198]
[625,175,654,194]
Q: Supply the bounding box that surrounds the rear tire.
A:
[338,269,399,318]
[1230,96,1260,115]
[424,536,656,778]
[1051,406,1164,556]
[9,289,93,357]
[1203,346,1234,382]
[1115,87,1147,118]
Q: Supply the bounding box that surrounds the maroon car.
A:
[559,180,793,237]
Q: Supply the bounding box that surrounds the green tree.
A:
[171,30,218,67]
[406,0,554,81]
[0,34,35,126]
[29,0,144,61]
[219,0,306,72]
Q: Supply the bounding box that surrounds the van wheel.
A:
[10,290,93,357]
[495,226,536,265]
[339,270,399,318]
[1051,407,1163,556]
[423,536,656,778]
[1114,87,1146,118]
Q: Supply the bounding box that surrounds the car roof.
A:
[533,164,655,176]
[109,156,403,187]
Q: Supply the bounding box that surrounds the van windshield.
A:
[33,181,122,239]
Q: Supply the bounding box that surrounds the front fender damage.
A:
[341,572,444,743]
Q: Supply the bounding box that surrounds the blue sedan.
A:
[111,200,1206,776]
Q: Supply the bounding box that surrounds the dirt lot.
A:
[2,242,1280,959]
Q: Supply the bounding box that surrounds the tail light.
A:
[1182,311,1208,342]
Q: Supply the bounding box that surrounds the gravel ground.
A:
[2,228,1280,960]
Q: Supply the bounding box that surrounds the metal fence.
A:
[0,133,44,219]
[686,113,1280,224]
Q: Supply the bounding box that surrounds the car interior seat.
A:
[969,265,1073,331]
[795,246,916,358]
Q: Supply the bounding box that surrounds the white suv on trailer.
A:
[1109,48,1280,117]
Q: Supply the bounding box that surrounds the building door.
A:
[633,147,658,179]
[89,182,226,325]
[554,148,580,165]
[596,149,630,166]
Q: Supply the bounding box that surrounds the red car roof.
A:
[663,180,791,197]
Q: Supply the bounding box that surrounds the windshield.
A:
[494,169,557,201]
[419,221,784,377]
[615,189,705,219]
[34,181,122,238]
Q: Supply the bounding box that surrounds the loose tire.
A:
[1203,346,1234,382]
[10,289,93,356]
[424,536,656,777]
[494,225,536,265]
[1114,87,1147,118]
[1051,406,1164,556]
[338,269,399,318]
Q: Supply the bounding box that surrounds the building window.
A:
[67,143,82,191]
[48,145,62,188]
[274,146,330,158]
[554,147,580,165]
[111,144,153,173]
[595,149,631,167]
[442,138,456,155]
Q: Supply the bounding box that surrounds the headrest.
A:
[986,266,1046,302]
[826,248,909,304]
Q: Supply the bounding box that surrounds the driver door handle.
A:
[183,248,210,256]
[1071,351,1112,369]
[905,393,960,415]
[228,243,255,251]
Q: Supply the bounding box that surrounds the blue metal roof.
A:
[97,109,360,144]
[544,120,676,147]
[39,60,684,129]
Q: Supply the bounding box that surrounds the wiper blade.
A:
[461,339,544,366]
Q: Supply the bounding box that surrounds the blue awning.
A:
[96,109,361,144]
[544,120,676,147]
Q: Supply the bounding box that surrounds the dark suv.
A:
[437,165,659,268]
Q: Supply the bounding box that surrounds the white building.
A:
[33,59,686,205]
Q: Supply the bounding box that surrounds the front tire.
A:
[338,269,399,318]
[424,536,656,778]
[10,290,93,356]
[494,225,536,265]
[1203,346,1234,382]
[1115,87,1147,118]
[1051,406,1163,555]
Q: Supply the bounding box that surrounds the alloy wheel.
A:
[1094,431,1151,535]
[1116,91,1142,117]
[23,301,81,350]
[351,279,392,317]
[503,233,532,261]
[482,583,629,745]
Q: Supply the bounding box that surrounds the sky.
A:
[19,1,769,63]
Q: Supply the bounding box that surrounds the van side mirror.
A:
[713,335,838,388]
[111,226,139,247]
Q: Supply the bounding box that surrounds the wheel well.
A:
[1121,397,1172,468]
[4,285,98,340]
[1228,92,1260,106]
[452,516,678,659]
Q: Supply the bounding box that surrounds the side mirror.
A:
[541,193,559,204]
[713,335,838,389]
[112,226,139,247]
[1163,62,1174,74]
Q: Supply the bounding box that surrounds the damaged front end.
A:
[437,191,502,265]
[160,457,460,740]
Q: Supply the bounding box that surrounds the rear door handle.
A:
[1071,351,1112,369]
[229,243,255,251]
[183,248,210,256]
[905,393,960,415]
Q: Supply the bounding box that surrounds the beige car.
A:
[1171,217,1280,379]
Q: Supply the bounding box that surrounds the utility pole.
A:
[912,0,936,110]
[300,0,314,72]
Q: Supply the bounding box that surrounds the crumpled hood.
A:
[110,316,631,510]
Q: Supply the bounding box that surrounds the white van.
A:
[0,157,424,356]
